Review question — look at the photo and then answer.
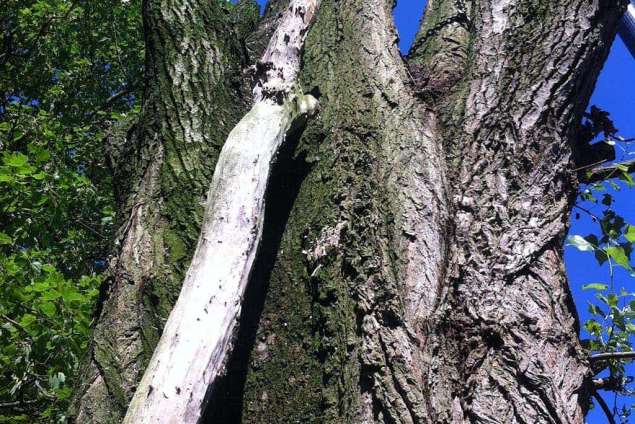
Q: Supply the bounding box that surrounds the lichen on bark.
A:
[239,0,449,422]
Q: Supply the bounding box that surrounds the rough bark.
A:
[415,1,626,423]
[237,0,625,423]
[237,0,451,421]
[69,1,251,421]
[70,0,628,422]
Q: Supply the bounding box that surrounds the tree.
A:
[69,0,630,422]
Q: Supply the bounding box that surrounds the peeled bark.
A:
[71,0,628,422]
[123,1,320,421]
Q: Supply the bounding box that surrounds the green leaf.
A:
[39,302,57,318]
[32,171,46,180]
[607,293,619,308]
[607,246,632,270]
[602,194,613,207]
[585,319,603,336]
[626,225,635,243]
[567,235,595,252]
[619,171,635,188]
[582,283,608,291]
[19,314,37,328]
[0,232,13,245]
[4,152,29,167]
[588,303,606,317]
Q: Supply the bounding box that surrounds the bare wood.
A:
[122,1,320,422]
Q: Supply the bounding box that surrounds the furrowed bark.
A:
[70,0,629,422]
[69,1,250,422]
[236,0,449,421]
[418,1,627,422]
[122,1,320,422]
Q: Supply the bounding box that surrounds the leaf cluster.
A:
[0,0,143,421]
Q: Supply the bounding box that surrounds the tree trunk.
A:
[71,0,627,423]
[69,0,253,421]
[122,1,320,421]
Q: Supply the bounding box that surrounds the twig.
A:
[593,391,616,424]
[0,399,39,409]
[589,351,635,362]
[573,204,600,222]
[1,314,29,335]
[593,376,622,391]
[581,159,635,184]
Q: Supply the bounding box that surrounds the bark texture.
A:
[69,1,253,421]
[123,1,320,421]
[237,0,625,423]
[419,2,625,422]
[70,0,628,422]
[237,0,452,421]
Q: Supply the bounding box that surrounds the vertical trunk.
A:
[238,0,450,421]
[71,0,627,422]
[416,2,625,422]
[69,1,251,421]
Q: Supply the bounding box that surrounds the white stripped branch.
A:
[123,1,321,422]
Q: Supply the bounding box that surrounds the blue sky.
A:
[255,0,635,421]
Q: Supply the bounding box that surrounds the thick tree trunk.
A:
[416,2,625,422]
[69,1,253,421]
[71,0,627,423]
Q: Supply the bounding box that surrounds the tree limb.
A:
[579,159,635,184]
[593,391,616,424]
[589,351,635,362]
[122,1,321,422]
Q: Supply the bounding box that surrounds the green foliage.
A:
[0,0,143,421]
[569,163,635,419]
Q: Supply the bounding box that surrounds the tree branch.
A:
[593,391,616,424]
[0,399,39,410]
[593,376,623,391]
[580,159,635,184]
[589,351,635,362]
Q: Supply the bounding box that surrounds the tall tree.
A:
[71,0,629,422]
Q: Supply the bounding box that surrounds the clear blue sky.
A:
[255,0,635,421]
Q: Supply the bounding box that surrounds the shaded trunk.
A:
[69,0,252,421]
[71,0,627,423]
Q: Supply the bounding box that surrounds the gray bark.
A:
[123,1,320,421]
[69,0,252,421]
[71,0,628,422]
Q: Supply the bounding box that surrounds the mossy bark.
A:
[69,0,256,421]
[235,0,626,423]
[71,0,627,423]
